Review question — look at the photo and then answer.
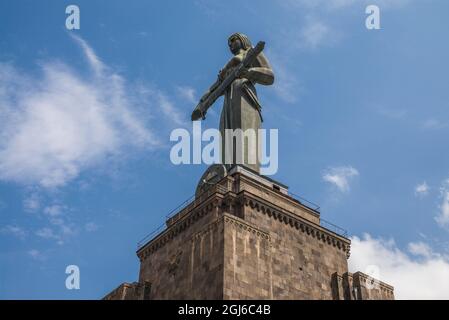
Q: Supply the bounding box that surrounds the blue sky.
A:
[1,0,449,299]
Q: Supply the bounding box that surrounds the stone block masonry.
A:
[103,166,394,300]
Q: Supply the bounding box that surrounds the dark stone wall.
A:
[223,207,349,299]
[104,170,394,300]
[137,197,225,299]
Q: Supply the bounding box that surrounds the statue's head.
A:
[228,33,252,55]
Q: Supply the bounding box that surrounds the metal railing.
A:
[320,218,348,238]
[166,194,196,220]
[137,222,166,249]
[137,193,195,249]
[137,183,348,249]
[137,184,228,249]
[288,191,321,212]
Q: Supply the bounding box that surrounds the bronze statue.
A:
[191,33,274,173]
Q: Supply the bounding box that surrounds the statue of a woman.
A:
[194,33,274,173]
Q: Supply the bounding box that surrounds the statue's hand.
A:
[191,108,205,121]
[218,69,227,81]
[239,68,251,80]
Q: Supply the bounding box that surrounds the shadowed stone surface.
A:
[103,167,394,300]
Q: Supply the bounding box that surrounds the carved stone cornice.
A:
[191,216,222,241]
[233,172,321,219]
[137,181,352,261]
[352,271,394,292]
[137,195,223,261]
[223,213,271,241]
[239,191,351,258]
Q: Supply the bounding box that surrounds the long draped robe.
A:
[219,50,274,173]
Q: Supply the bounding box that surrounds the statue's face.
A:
[229,37,243,55]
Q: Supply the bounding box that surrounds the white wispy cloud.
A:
[267,0,414,107]
[84,222,99,232]
[322,165,359,192]
[267,50,302,104]
[282,0,356,10]
[28,249,45,261]
[300,18,331,49]
[436,180,449,228]
[43,204,65,217]
[408,241,434,259]
[275,15,339,52]
[415,181,429,197]
[70,34,105,76]
[0,35,161,188]
[422,118,447,130]
[282,0,411,11]
[176,86,197,104]
[277,0,413,51]
[0,225,27,240]
[35,221,76,245]
[376,106,407,119]
[35,227,59,240]
[36,202,78,245]
[23,192,41,212]
[349,234,449,299]
[158,91,186,126]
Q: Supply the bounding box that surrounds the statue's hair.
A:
[228,33,252,50]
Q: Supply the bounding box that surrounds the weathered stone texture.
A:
[104,167,394,300]
[137,204,225,299]
[103,282,151,300]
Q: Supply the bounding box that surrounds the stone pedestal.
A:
[103,166,394,300]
